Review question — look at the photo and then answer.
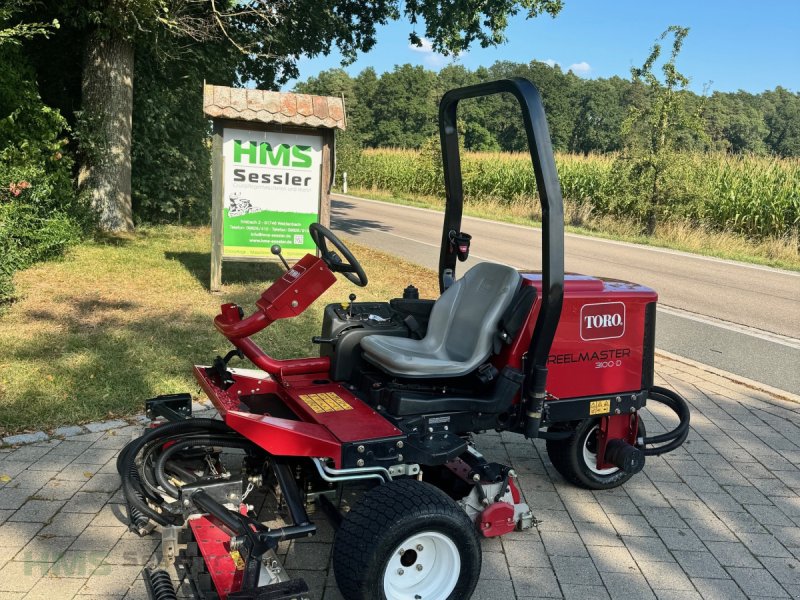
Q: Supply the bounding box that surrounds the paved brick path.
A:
[1,355,799,599]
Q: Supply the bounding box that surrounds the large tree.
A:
[21,0,565,232]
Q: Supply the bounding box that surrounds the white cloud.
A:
[409,37,435,53]
[543,58,559,68]
[425,54,448,68]
[568,61,592,76]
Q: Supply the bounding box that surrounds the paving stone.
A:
[78,563,142,596]
[575,520,625,547]
[84,420,128,433]
[23,575,87,599]
[72,448,118,465]
[541,531,588,557]
[683,517,737,542]
[654,590,702,600]
[637,560,695,591]
[503,539,551,568]
[0,559,49,592]
[70,526,126,551]
[608,514,655,537]
[672,550,729,579]
[9,500,64,523]
[654,527,707,552]
[38,512,94,538]
[758,557,800,586]
[726,566,790,598]
[481,551,511,579]
[61,492,111,513]
[35,478,85,501]
[509,566,561,598]
[79,473,121,493]
[283,541,331,571]
[600,572,656,600]
[588,544,640,574]
[705,540,762,567]
[551,555,602,585]
[472,578,516,599]
[560,583,611,599]
[53,426,86,438]
[2,432,49,446]
[623,535,676,564]
[691,577,748,600]
[47,549,106,578]
[737,532,793,558]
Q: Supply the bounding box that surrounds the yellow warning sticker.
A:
[299,392,353,414]
[230,550,245,570]
[589,399,611,416]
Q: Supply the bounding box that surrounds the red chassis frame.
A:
[197,252,650,473]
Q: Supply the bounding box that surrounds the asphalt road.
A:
[331,194,800,395]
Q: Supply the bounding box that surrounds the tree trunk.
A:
[78,30,134,233]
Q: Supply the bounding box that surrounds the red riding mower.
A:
[122,79,690,600]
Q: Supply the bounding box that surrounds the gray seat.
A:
[361,262,522,378]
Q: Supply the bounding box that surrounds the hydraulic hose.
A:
[154,435,258,499]
[640,386,691,456]
[118,419,234,527]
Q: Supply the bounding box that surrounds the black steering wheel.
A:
[309,223,368,287]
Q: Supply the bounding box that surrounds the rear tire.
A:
[333,479,481,600]
[546,418,645,490]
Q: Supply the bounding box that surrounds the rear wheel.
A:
[333,479,481,600]
[546,418,645,490]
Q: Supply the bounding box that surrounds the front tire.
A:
[333,479,481,600]
[546,418,645,490]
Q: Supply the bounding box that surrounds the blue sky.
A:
[283,0,799,94]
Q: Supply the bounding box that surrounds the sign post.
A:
[204,86,346,291]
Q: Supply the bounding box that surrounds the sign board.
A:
[203,85,346,291]
[222,127,322,259]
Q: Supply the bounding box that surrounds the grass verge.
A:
[0,226,438,434]
[341,187,800,271]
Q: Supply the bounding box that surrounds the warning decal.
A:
[299,392,353,414]
[589,399,611,416]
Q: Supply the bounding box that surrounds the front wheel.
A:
[546,418,646,490]
[332,479,481,600]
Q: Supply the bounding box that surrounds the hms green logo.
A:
[233,140,312,168]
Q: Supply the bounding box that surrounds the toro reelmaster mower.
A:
[121,79,690,600]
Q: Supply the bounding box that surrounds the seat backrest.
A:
[424,262,521,365]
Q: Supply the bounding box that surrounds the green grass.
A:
[0,226,438,434]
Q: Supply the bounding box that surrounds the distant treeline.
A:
[295,61,800,157]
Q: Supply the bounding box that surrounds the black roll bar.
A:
[437,78,564,435]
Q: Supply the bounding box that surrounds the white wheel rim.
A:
[583,425,619,476]
[383,531,461,600]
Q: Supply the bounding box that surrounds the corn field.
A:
[341,148,800,238]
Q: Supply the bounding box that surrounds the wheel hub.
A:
[383,531,461,599]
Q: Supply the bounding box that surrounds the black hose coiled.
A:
[144,568,177,600]
[641,386,691,456]
[118,418,234,527]
[154,435,257,498]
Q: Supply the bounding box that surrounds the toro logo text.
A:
[580,302,626,341]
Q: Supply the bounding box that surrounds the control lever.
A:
[348,293,356,318]
[271,244,290,271]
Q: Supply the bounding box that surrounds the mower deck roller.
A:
[121,78,689,600]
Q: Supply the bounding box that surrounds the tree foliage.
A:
[293,56,800,160]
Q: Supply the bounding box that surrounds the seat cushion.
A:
[361,262,521,378]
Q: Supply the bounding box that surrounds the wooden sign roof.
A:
[203,85,346,130]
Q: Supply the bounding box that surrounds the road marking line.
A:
[335,212,800,349]
[657,305,800,349]
[334,194,799,277]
